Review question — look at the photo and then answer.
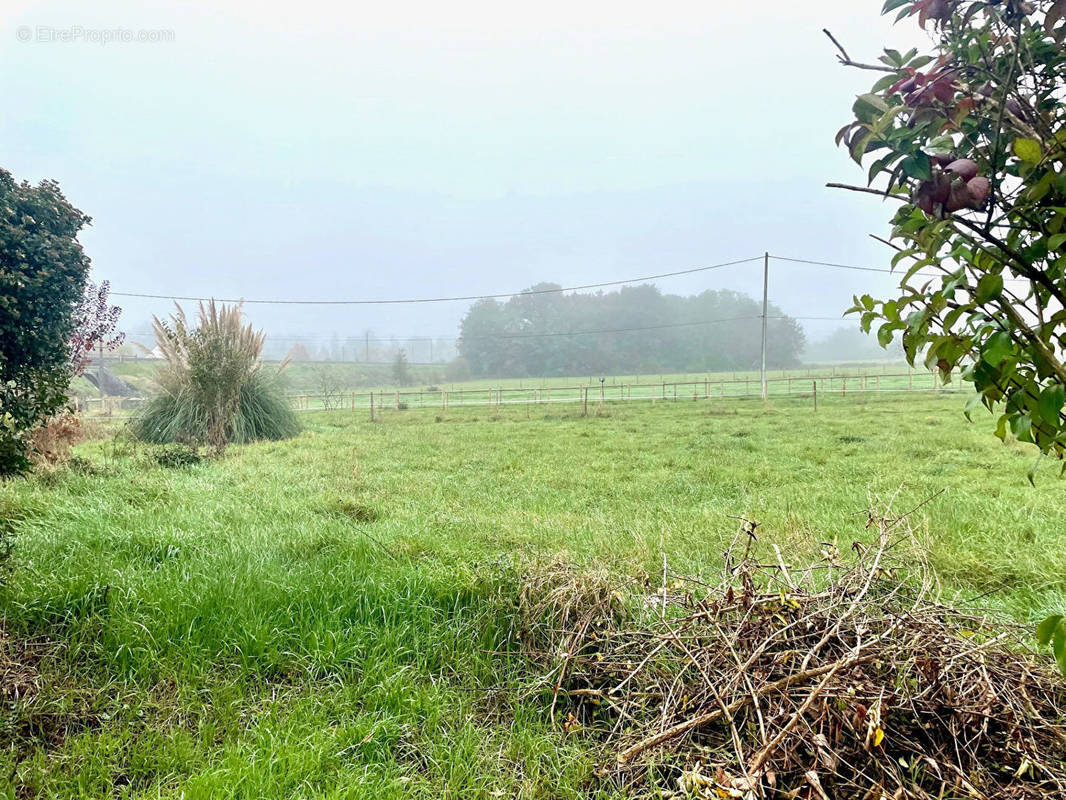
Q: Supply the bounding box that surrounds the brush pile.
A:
[519,513,1066,799]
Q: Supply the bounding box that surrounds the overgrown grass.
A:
[132,372,300,446]
[1,393,1064,797]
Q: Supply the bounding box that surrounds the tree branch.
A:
[823,29,898,73]
[826,182,907,200]
[953,216,1066,308]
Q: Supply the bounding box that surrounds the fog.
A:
[1,0,926,362]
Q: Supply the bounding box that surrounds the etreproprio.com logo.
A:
[15,25,175,44]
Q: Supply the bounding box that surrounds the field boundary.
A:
[286,371,966,413]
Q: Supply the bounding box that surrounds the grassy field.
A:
[2,393,1064,798]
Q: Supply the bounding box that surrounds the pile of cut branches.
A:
[519,512,1066,799]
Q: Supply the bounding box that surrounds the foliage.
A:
[131,302,299,452]
[69,281,124,378]
[836,0,1066,462]
[151,443,203,469]
[391,349,412,387]
[1037,613,1066,674]
[312,364,346,410]
[834,0,1066,672]
[27,412,82,468]
[0,170,92,476]
[458,284,805,378]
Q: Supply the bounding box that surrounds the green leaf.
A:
[882,0,912,14]
[871,72,902,93]
[994,413,1010,442]
[901,153,932,181]
[1054,623,1066,675]
[1049,233,1066,251]
[853,93,889,118]
[1013,138,1042,164]
[1038,614,1065,646]
[850,131,874,164]
[976,273,1003,303]
[1039,383,1065,424]
[877,324,895,348]
[982,331,1012,366]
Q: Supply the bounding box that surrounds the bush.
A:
[27,412,83,469]
[0,170,93,476]
[131,303,299,452]
[151,444,202,469]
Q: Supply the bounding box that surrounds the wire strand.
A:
[111,256,763,306]
[124,314,769,344]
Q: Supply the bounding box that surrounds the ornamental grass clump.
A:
[132,301,298,453]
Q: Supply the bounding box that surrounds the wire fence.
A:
[75,365,967,418]
[285,370,965,414]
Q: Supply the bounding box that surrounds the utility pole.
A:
[365,331,370,363]
[761,252,769,400]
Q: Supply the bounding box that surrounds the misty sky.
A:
[1,0,928,356]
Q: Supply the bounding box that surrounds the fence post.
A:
[395,391,399,410]
[443,390,448,410]
[370,391,375,422]
[583,387,588,416]
[813,380,818,412]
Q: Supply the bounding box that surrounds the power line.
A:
[110,256,764,306]
[772,255,904,275]
[771,254,1029,281]
[124,315,765,344]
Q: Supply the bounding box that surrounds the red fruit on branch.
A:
[945,179,975,212]
[966,176,991,206]
[945,158,979,181]
[913,172,952,216]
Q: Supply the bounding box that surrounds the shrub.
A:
[131,302,299,452]
[151,443,202,469]
[27,412,83,468]
[0,171,92,476]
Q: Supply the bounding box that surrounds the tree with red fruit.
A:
[832,0,1066,462]
[830,0,1066,667]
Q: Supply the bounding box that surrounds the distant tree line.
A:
[457,284,805,378]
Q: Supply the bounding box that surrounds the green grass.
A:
[2,393,1064,798]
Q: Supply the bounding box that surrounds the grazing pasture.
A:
[2,394,1064,798]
